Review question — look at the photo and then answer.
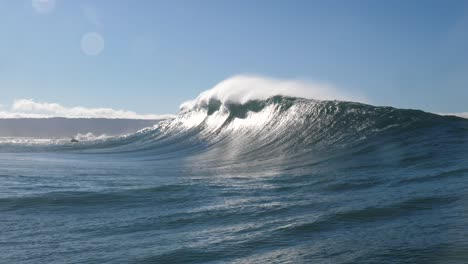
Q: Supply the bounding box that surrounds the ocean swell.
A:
[2,95,467,164]
[2,93,468,263]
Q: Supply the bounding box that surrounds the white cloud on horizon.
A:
[0,99,174,120]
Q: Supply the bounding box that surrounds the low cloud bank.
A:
[0,99,173,119]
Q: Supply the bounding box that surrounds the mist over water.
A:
[1,91,468,263]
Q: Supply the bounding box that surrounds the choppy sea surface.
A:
[1,97,468,263]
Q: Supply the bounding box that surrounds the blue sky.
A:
[0,0,468,115]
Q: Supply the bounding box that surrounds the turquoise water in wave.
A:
[1,98,468,263]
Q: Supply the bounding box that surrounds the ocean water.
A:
[1,97,468,263]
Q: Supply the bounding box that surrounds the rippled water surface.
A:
[1,98,468,263]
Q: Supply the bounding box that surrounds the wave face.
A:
[1,96,468,263]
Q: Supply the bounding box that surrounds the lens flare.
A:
[32,0,55,14]
[81,32,105,56]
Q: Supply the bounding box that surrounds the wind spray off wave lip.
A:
[1,76,468,264]
[179,75,367,112]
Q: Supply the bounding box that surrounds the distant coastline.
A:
[0,118,162,138]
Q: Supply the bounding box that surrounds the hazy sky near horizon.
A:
[1,0,468,115]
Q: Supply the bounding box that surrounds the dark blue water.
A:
[1,98,468,263]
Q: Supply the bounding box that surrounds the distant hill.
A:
[0,118,163,138]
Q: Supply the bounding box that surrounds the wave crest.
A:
[180,75,365,112]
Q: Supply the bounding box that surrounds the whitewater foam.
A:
[74,132,110,141]
[440,112,468,119]
[0,137,68,145]
[180,75,366,112]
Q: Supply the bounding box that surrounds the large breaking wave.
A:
[2,78,468,263]
[6,93,466,169]
[1,75,467,170]
[145,96,467,165]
